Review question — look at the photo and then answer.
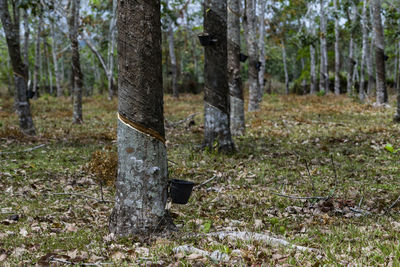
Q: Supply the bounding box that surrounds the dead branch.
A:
[349,207,371,215]
[271,191,328,200]
[173,245,229,262]
[49,256,112,266]
[0,144,45,155]
[165,113,198,128]
[50,192,114,203]
[194,175,217,189]
[209,231,317,253]
[386,195,400,213]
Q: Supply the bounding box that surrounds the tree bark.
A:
[228,0,245,135]
[310,42,317,94]
[107,0,117,100]
[203,0,234,153]
[166,2,178,99]
[110,0,170,236]
[22,9,29,85]
[244,0,260,111]
[68,0,83,123]
[346,2,357,97]
[33,14,42,99]
[395,39,400,121]
[50,22,62,97]
[372,0,387,105]
[334,0,340,95]
[282,41,289,95]
[258,0,266,96]
[359,0,368,101]
[0,0,35,135]
[319,0,328,94]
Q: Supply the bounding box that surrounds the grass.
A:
[0,92,399,266]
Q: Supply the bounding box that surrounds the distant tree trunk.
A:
[282,41,289,94]
[319,0,328,94]
[301,58,307,94]
[346,2,357,97]
[228,0,245,135]
[51,22,62,97]
[203,0,234,153]
[166,6,178,98]
[68,0,83,123]
[44,40,53,95]
[310,42,317,94]
[0,0,35,135]
[109,0,171,236]
[334,0,340,95]
[367,31,375,95]
[359,0,368,101]
[395,39,400,121]
[244,0,260,111]
[33,14,42,99]
[107,0,117,100]
[22,9,29,84]
[352,44,359,85]
[258,0,266,96]
[372,0,387,105]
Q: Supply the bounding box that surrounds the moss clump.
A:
[88,148,117,186]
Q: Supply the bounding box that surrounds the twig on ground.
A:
[209,231,317,252]
[386,195,400,213]
[358,196,364,209]
[329,155,338,198]
[49,256,112,266]
[0,144,45,155]
[165,113,198,128]
[271,191,328,200]
[50,192,114,203]
[194,175,217,189]
[350,207,371,215]
[173,245,229,262]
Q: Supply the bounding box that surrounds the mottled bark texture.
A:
[244,0,260,111]
[359,0,368,101]
[282,41,289,94]
[258,0,266,96]
[33,14,42,99]
[203,0,234,153]
[372,0,387,105]
[167,14,178,98]
[107,0,117,100]
[0,0,36,136]
[50,22,62,97]
[334,0,340,95]
[395,40,400,122]
[68,0,83,123]
[319,0,328,94]
[110,0,170,236]
[228,0,245,135]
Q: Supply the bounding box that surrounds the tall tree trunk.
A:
[319,0,328,94]
[43,37,50,92]
[310,42,317,94]
[166,1,178,98]
[228,0,245,135]
[107,0,117,100]
[258,0,266,96]
[395,39,400,121]
[346,2,357,97]
[334,0,340,95]
[359,0,368,101]
[203,0,234,153]
[22,9,29,86]
[367,2,375,95]
[244,0,260,111]
[33,14,42,99]
[372,0,387,105]
[68,0,83,123]
[51,22,62,97]
[0,0,35,135]
[282,41,289,94]
[110,0,171,236]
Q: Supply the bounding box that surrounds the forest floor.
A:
[0,93,400,266]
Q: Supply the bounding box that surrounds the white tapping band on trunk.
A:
[117,112,166,144]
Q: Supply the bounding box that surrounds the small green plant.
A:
[384,143,399,153]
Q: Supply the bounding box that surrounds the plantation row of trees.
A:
[1,0,400,133]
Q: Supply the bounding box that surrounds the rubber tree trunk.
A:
[107,0,117,100]
[310,42,317,94]
[33,14,42,99]
[319,0,328,94]
[244,0,260,111]
[228,0,245,135]
[51,22,62,97]
[395,39,400,121]
[109,0,170,236]
[372,0,387,105]
[203,0,235,153]
[334,0,340,95]
[359,0,368,101]
[367,30,375,95]
[282,41,289,94]
[23,9,29,84]
[167,15,178,98]
[258,0,266,96]
[0,0,35,135]
[68,0,83,123]
[346,3,356,97]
